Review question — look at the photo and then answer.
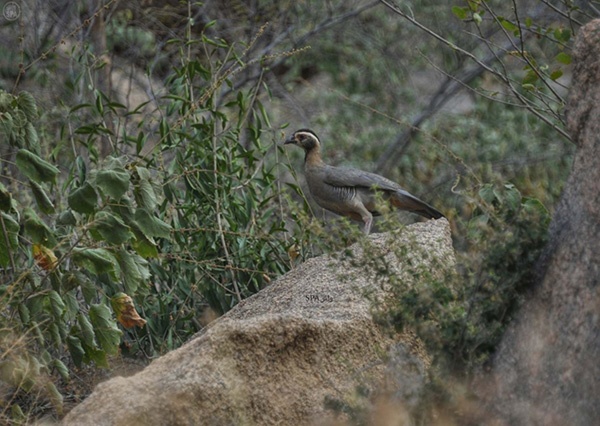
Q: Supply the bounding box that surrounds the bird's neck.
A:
[304,147,325,167]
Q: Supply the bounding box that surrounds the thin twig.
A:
[375,0,571,173]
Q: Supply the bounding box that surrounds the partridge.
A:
[284,129,444,234]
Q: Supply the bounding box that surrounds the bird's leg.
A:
[362,214,373,235]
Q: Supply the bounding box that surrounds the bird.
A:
[284,129,444,234]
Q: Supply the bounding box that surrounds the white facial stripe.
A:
[296,131,319,143]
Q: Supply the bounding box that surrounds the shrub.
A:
[0,27,307,421]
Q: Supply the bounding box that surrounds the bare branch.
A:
[375,0,572,174]
[215,1,380,106]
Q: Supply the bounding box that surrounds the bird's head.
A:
[284,129,321,152]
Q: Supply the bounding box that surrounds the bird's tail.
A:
[390,189,445,220]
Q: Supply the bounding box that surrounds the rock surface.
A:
[62,219,454,426]
[485,19,600,426]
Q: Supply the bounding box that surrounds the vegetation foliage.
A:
[0,13,304,421]
[0,0,596,423]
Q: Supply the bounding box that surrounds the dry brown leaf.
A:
[32,243,58,271]
[111,293,147,328]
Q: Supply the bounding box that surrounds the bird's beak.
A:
[283,136,296,145]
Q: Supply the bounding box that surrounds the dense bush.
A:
[0,27,306,421]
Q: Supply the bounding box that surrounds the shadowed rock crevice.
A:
[63,219,454,426]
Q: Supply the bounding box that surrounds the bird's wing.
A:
[321,165,401,192]
[319,165,444,219]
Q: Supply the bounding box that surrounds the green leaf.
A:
[69,103,92,113]
[17,91,39,121]
[50,271,62,293]
[89,304,122,355]
[499,18,518,34]
[555,52,572,65]
[135,131,146,154]
[134,167,157,210]
[49,323,62,347]
[16,149,60,183]
[523,197,550,225]
[479,184,495,204]
[554,28,571,43]
[78,312,97,348]
[83,345,108,368]
[503,184,522,211]
[0,181,11,212]
[18,303,30,324]
[163,181,176,203]
[72,248,118,276]
[0,213,19,267]
[63,291,79,320]
[51,358,69,381]
[550,69,563,81]
[57,210,77,226]
[29,180,55,214]
[27,294,45,317]
[47,290,66,319]
[467,214,489,240]
[10,404,25,421]
[94,91,104,115]
[95,167,130,200]
[67,335,85,368]
[117,248,150,294]
[76,156,87,184]
[0,111,14,138]
[92,211,133,245]
[64,272,82,292]
[14,110,32,131]
[131,231,159,258]
[0,90,11,107]
[23,207,56,246]
[45,380,64,413]
[522,70,539,85]
[80,275,97,304]
[25,123,40,153]
[134,208,172,239]
[68,182,98,214]
[285,182,306,198]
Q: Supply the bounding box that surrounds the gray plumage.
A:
[284,129,444,234]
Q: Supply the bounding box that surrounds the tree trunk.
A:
[482,19,600,426]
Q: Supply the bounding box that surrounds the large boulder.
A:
[485,19,600,426]
[63,219,454,426]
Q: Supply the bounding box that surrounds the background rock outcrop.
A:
[485,19,600,426]
[63,219,454,426]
